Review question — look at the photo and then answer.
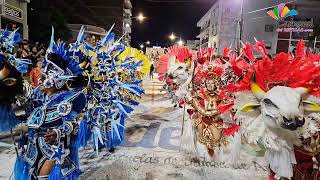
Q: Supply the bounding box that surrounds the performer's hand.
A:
[44,129,57,144]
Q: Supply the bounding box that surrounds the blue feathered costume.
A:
[14,27,87,180]
[78,25,145,153]
[0,29,31,132]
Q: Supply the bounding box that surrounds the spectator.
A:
[150,64,154,80]
[17,40,31,58]
[29,61,42,87]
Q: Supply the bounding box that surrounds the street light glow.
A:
[169,33,176,41]
[137,13,146,22]
[140,44,144,49]
[177,39,184,46]
[146,41,150,45]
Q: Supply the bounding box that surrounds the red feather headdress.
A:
[253,41,268,56]
[193,48,225,84]
[197,48,214,65]
[231,41,320,96]
[156,45,192,80]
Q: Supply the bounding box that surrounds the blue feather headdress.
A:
[79,24,146,151]
[42,27,84,89]
[0,29,31,74]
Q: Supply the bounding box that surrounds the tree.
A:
[28,0,71,43]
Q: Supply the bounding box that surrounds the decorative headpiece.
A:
[117,47,151,75]
[227,40,320,97]
[197,48,214,65]
[157,45,192,80]
[0,29,31,74]
[41,27,83,89]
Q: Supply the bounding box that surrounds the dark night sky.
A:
[131,0,216,48]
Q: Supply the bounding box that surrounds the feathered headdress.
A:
[157,45,192,80]
[193,59,224,86]
[197,48,214,65]
[117,47,151,75]
[0,29,31,74]
[79,25,145,151]
[42,27,84,89]
[229,41,320,96]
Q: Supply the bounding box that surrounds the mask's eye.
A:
[177,66,183,70]
[2,78,17,86]
[263,98,278,108]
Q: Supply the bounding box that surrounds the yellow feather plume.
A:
[118,47,151,75]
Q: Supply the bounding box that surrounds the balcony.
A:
[197,27,209,39]
[123,24,131,34]
[201,37,209,44]
[200,22,210,32]
[123,18,132,26]
[124,0,132,9]
[124,8,132,16]
[68,24,107,36]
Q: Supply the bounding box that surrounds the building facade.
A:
[197,0,302,55]
[186,40,200,50]
[197,0,241,55]
[50,0,133,46]
[0,0,29,39]
[123,0,132,46]
[277,0,320,53]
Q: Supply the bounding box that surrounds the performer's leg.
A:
[39,160,55,176]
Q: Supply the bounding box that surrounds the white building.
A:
[197,0,241,55]
[197,0,290,55]
[123,0,132,46]
[186,40,200,50]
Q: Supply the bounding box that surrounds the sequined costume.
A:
[14,28,87,179]
[78,25,150,152]
[185,49,239,158]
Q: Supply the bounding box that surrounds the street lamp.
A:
[140,44,144,49]
[177,39,184,46]
[136,13,146,23]
[146,41,151,45]
[169,33,176,41]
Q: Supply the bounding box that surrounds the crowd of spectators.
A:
[15,39,47,87]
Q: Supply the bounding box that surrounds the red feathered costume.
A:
[186,48,239,156]
[223,40,320,180]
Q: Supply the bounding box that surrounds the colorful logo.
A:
[267,3,298,21]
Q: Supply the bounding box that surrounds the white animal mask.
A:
[167,56,190,85]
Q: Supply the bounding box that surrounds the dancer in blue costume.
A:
[79,25,148,153]
[14,27,87,180]
[0,29,31,132]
